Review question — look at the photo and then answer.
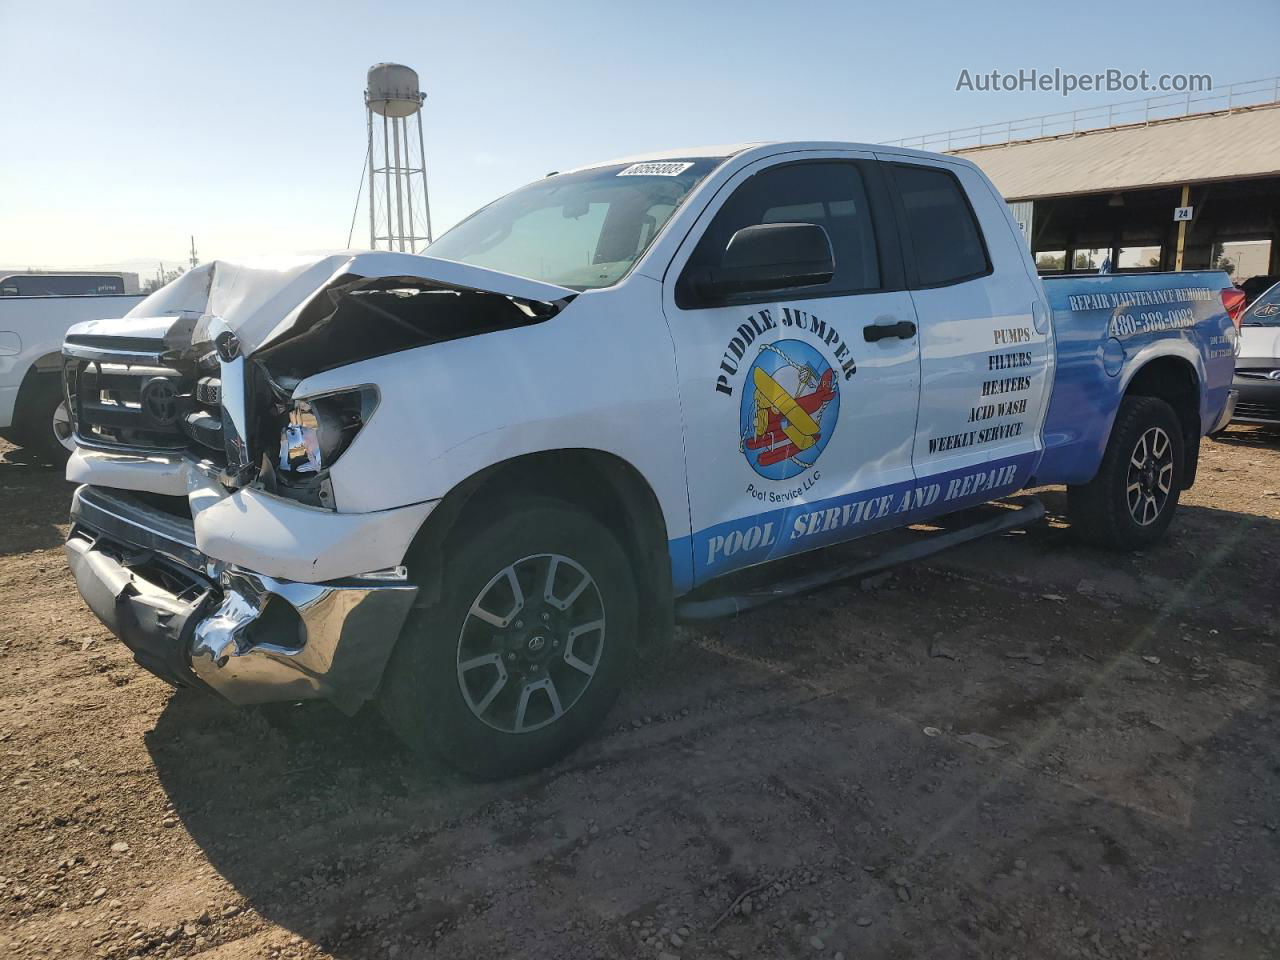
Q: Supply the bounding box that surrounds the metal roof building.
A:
[889,78,1280,282]
[956,103,1280,201]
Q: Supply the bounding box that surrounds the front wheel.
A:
[1067,396,1185,550]
[11,373,74,462]
[380,501,638,779]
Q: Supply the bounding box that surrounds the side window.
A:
[684,162,881,299]
[890,163,990,287]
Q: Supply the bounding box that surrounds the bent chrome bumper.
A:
[65,485,418,713]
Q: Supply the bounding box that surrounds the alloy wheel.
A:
[455,553,606,734]
[52,401,75,452]
[1125,426,1174,526]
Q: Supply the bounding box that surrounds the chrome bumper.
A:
[65,485,417,713]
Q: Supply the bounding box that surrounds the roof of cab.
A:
[564,140,981,174]
[562,143,761,173]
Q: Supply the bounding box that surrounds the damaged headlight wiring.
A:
[264,385,379,508]
[279,386,379,474]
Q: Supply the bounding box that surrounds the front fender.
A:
[291,279,693,544]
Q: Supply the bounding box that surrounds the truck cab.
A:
[60,142,1238,777]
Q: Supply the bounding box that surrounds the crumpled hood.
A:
[69,251,576,354]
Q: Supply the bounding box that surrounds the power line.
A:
[346,141,371,249]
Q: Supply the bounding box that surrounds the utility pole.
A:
[189,236,199,269]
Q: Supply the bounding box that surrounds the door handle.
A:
[863,319,917,342]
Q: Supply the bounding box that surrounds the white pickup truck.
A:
[0,294,144,458]
[61,142,1239,777]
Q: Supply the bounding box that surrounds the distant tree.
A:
[142,265,186,294]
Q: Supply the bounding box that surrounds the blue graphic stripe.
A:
[668,452,1037,594]
[1037,273,1234,484]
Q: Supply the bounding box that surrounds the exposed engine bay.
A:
[257,275,562,378]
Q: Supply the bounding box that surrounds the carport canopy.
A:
[956,104,1280,201]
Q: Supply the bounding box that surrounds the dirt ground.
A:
[2,430,1279,960]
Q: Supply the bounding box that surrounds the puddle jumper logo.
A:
[714,307,855,482]
[740,339,840,480]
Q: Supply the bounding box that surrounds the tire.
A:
[1067,396,1185,550]
[12,372,73,463]
[380,500,638,779]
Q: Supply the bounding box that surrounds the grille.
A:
[63,339,226,459]
[1235,400,1280,421]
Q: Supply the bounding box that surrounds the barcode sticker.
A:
[617,161,694,177]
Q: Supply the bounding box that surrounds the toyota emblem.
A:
[1268,369,1280,381]
[215,330,241,362]
[140,377,179,425]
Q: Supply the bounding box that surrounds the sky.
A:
[1,0,1277,272]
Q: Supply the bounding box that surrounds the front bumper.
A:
[1232,374,1280,425]
[66,485,418,712]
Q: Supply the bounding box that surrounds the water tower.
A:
[365,63,433,251]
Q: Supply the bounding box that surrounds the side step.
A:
[674,496,1046,622]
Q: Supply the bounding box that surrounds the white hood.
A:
[69,252,575,354]
[1239,325,1280,362]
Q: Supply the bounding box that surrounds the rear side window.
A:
[685,161,881,296]
[891,164,989,287]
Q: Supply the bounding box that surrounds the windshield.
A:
[424,158,723,290]
[1241,280,1280,327]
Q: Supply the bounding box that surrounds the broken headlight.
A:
[278,386,379,475]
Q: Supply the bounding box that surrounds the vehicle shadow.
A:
[142,491,1280,958]
[0,442,73,555]
[1207,423,1280,449]
[922,487,1280,630]
[144,688,515,950]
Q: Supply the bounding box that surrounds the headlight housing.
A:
[274,386,379,505]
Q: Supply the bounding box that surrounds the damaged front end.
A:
[61,253,575,709]
[64,255,574,503]
[252,272,569,508]
[64,485,418,712]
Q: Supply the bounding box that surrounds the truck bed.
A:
[1034,271,1236,486]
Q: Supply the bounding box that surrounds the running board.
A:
[674,497,1046,622]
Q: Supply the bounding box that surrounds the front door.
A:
[662,153,923,589]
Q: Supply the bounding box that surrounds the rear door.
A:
[661,151,923,588]
[881,157,1053,513]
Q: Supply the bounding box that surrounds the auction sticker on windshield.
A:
[617,162,695,177]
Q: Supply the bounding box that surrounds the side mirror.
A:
[695,222,834,302]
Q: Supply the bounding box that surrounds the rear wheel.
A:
[1068,396,1184,550]
[380,500,637,779]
